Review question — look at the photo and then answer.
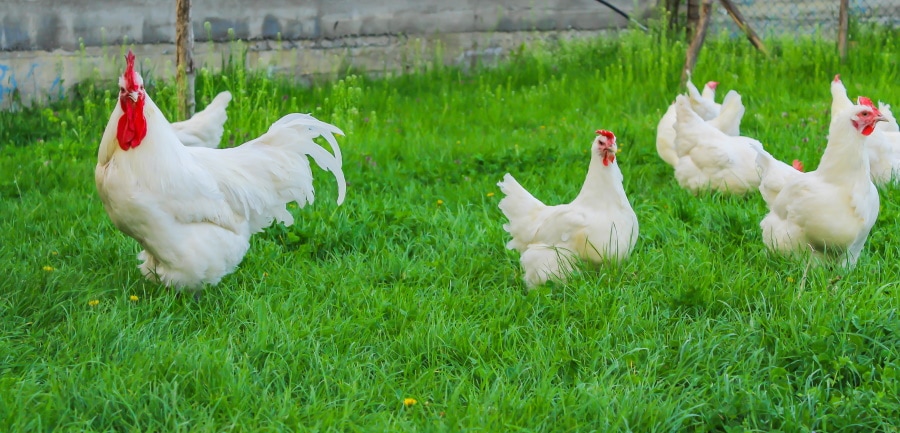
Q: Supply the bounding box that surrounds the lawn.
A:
[2,25,900,432]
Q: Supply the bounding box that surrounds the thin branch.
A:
[681,0,713,83]
[718,0,769,56]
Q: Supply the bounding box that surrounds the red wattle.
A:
[116,97,148,150]
[862,124,875,136]
[602,153,615,166]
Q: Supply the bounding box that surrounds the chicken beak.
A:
[876,113,887,123]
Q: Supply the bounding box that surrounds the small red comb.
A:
[595,129,615,142]
[123,50,139,91]
[833,74,841,83]
[792,159,804,172]
[706,81,718,90]
[858,96,875,109]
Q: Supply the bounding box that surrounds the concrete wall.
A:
[0,0,655,107]
[2,0,653,50]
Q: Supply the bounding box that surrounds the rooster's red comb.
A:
[595,129,615,142]
[833,74,841,83]
[123,50,140,91]
[858,96,876,109]
[706,81,718,90]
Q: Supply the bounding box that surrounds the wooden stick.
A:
[686,0,701,36]
[681,0,713,83]
[175,0,196,118]
[718,0,769,56]
[838,0,849,61]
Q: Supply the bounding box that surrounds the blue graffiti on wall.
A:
[0,62,65,104]
[0,64,16,103]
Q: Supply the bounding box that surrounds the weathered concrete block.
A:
[0,0,652,50]
[0,0,656,108]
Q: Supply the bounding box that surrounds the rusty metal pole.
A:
[176,0,195,118]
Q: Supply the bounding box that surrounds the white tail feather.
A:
[189,113,347,233]
[172,91,233,148]
[497,173,545,251]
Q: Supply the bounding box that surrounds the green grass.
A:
[3,25,900,432]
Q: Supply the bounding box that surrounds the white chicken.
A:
[878,102,899,132]
[671,93,760,194]
[171,90,232,148]
[751,144,805,210]
[656,80,727,167]
[688,78,722,121]
[756,97,884,267]
[831,75,900,185]
[497,130,638,288]
[95,51,346,292]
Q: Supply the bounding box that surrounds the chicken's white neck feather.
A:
[99,93,217,199]
[817,110,871,182]
[830,81,854,118]
[573,150,629,208]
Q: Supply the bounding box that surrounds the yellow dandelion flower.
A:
[263,272,269,278]
[616,147,622,154]
[436,199,444,206]
[456,140,461,145]
[42,266,54,272]
[88,300,100,307]
[540,125,546,129]
[129,295,139,302]
[486,192,495,197]
[787,277,795,283]
[51,251,58,256]
[403,398,417,407]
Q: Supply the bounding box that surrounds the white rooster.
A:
[756,97,884,267]
[497,130,638,288]
[171,90,232,148]
[656,81,743,167]
[95,51,346,292]
[671,93,760,194]
[831,75,900,185]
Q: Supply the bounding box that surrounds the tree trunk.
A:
[175,0,195,118]
[681,0,713,83]
[837,0,849,61]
